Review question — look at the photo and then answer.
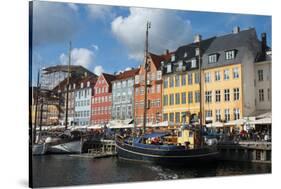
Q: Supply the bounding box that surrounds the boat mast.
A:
[33,70,40,144]
[143,21,151,135]
[65,41,71,130]
[198,41,202,128]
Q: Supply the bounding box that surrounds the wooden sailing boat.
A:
[115,22,219,164]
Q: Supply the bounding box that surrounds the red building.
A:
[91,73,116,125]
[134,52,172,126]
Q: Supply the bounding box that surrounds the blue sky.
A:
[31,1,271,85]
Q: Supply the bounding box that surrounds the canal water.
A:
[32,155,271,188]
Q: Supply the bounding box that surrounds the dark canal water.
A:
[32,155,271,188]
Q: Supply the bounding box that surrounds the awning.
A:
[224,119,245,126]
[250,117,272,125]
[206,122,224,128]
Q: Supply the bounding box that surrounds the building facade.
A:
[134,53,170,126]
[111,69,139,121]
[91,73,115,125]
[200,27,269,126]
[161,36,214,126]
[74,76,97,126]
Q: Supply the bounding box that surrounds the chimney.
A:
[261,32,267,53]
[165,49,169,55]
[233,26,240,34]
[193,34,202,43]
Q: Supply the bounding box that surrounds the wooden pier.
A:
[218,141,271,163]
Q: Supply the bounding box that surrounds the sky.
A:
[31,1,272,85]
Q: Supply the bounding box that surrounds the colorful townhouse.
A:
[50,65,96,126]
[111,68,139,121]
[200,27,270,130]
[161,35,215,127]
[74,75,97,126]
[91,73,116,125]
[134,52,171,126]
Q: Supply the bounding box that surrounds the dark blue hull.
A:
[115,138,219,164]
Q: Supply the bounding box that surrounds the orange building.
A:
[134,52,171,126]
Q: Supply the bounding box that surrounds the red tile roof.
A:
[149,52,173,69]
[115,68,140,80]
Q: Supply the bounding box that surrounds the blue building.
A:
[111,68,139,121]
[74,75,97,126]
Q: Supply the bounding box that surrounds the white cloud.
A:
[33,1,79,46]
[91,44,99,51]
[111,7,193,61]
[59,48,94,68]
[86,5,113,20]
[68,3,79,12]
[93,65,104,76]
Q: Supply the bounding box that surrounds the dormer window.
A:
[225,50,236,60]
[208,54,218,64]
[195,48,200,56]
[184,52,187,58]
[191,59,197,68]
[171,55,176,62]
[167,64,172,73]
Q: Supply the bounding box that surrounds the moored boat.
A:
[116,128,219,164]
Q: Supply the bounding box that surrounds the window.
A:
[169,113,174,122]
[259,89,264,101]
[169,76,174,87]
[224,69,230,80]
[163,95,168,106]
[205,91,212,103]
[156,85,161,93]
[208,54,217,63]
[205,72,211,83]
[195,91,200,103]
[175,75,180,87]
[135,75,139,84]
[258,70,263,81]
[169,94,174,105]
[164,78,168,88]
[157,71,162,80]
[184,52,187,58]
[175,93,180,104]
[268,88,271,101]
[225,50,235,60]
[233,67,239,79]
[163,113,168,121]
[224,89,230,101]
[215,90,221,102]
[188,92,193,104]
[205,110,212,118]
[195,48,200,56]
[191,59,197,68]
[181,74,186,86]
[175,112,180,123]
[195,72,200,84]
[225,109,230,122]
[233,108,240,120]
[188,73,193,85]
[181,92,186,104]
[167,64,172,73]
[215,109,221,122]
[233,88,240,101]
[215,71,220,81]
[171,55,176,62]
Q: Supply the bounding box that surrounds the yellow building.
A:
[162,27,267,132]
[162,70,200,126]
[202,64,243,129]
